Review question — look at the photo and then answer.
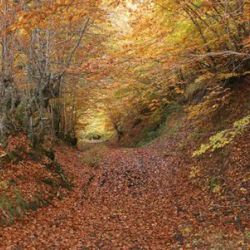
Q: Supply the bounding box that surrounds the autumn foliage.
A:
[0,0,249,248]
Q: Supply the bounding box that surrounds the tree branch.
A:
[62,17,91,76]
[190,50,249,58]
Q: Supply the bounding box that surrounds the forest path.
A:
[0,141,244,249]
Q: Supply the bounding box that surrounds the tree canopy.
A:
[0,0,249,145]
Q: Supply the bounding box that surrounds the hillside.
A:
[0,0,249,249]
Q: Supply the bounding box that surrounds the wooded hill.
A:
[0,0,249,248]
[0,0,249,146]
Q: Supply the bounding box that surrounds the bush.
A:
[193,115,250,157]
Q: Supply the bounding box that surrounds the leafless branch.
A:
[190,50,249,58]
[62,17,91,76]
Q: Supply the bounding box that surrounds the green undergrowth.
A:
[136,103,183,147]
[193,114,250,157]
[0,188,57,226]
[0,164,72,226]
[0,142,73,226]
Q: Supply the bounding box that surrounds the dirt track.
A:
[0,140,249,249]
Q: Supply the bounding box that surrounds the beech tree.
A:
[0,0,249,145]
[0,0,103,145]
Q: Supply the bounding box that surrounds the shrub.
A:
[193,115,250,157]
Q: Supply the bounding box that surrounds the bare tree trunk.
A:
[0,0,14,143]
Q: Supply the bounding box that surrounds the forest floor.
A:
[0,128,249,249]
